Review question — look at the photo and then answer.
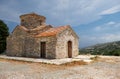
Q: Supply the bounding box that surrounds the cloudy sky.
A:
[0,0,120,48]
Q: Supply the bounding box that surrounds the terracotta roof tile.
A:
[35,25,70,37]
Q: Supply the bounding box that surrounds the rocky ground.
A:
[0,56,120,79]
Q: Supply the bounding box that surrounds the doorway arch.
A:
[68,41,72,58]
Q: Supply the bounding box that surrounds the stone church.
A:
[6,13,79,59]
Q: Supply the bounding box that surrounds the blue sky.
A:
[0,0,120,48]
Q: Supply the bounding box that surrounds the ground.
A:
[0,55,120,79]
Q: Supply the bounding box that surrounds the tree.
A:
[0,20,9,53]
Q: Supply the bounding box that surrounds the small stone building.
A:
[6,13,79,59]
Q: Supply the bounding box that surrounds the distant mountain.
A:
[80,41,120,56]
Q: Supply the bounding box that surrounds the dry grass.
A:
[61,60,87,66]
[90,55,100,61]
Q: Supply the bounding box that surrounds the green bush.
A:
[0,20,9,53]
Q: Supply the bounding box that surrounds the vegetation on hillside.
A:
[0,20,9,53]
[80,41,120,56]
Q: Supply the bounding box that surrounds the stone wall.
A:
[6,26,27,56]
[7,25,79,59]
[22,36,57,58]
[7,25,57,58]
[7,26,41,58]
[20,13,46,29]
[35,36,57,59]
[56,28,79,59]
[7,13,79,59]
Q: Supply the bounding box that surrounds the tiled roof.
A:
[35,25,70,37]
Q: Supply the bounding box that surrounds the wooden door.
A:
[41,42,46,58]
[68,41,72,58]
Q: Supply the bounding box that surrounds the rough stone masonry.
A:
[6,13,79,59]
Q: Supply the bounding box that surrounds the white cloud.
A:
[114,22,120,28]
[0,0,120,26]
[94,21,120,31]
[94,26,102,31]
[0,0,21,23]
[42,0,120,26]
[94,33,120,43]
[0,0,120,48]
[81,33,120,47]
[107,21,116,25]
[100,5,120,15]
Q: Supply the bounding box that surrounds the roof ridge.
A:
[34,25,70,37]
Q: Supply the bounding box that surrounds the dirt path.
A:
[0,56,120,79]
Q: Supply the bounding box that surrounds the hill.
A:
[80,41,120,56]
